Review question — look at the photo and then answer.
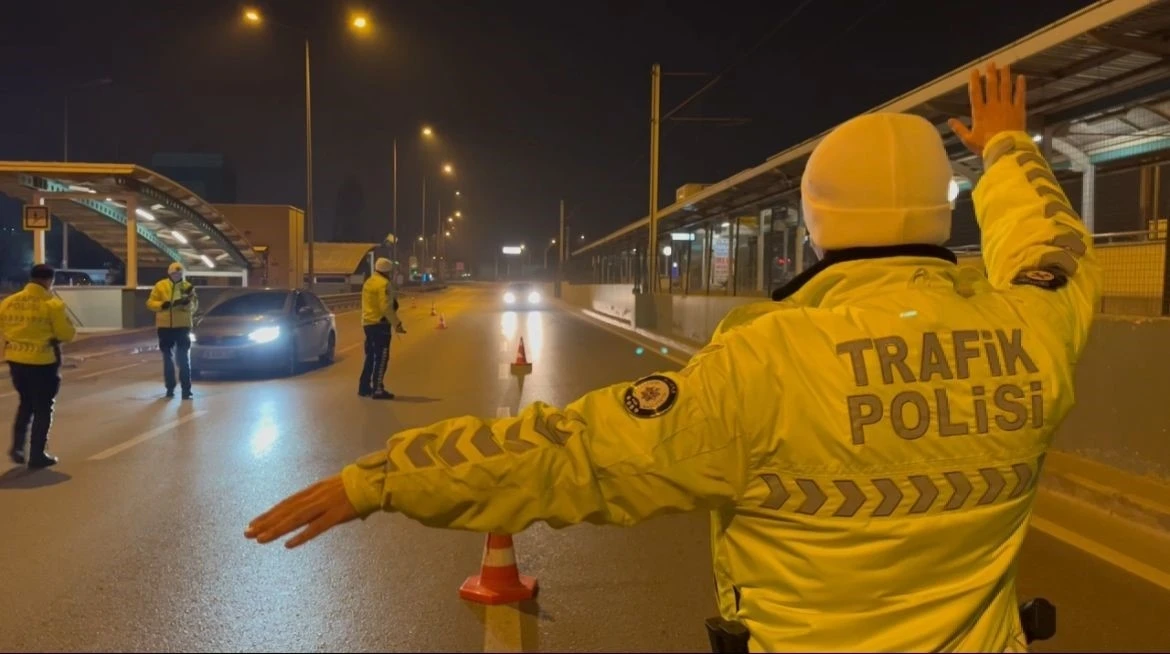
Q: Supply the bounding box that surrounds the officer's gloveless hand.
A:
[395,323,407,335]
[245,475,358,548]
[947,61,1026,155]
[175,297,190,307]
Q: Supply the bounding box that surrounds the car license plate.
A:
[201,348,234,360]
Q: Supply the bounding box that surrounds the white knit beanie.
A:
[374,257,393,273]
[801,112,953,252]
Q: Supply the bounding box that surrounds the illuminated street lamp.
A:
[243,6,373,290]
[443,163,454,175]
[454,210,462,217]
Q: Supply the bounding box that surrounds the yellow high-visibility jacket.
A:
[361,273,401,328]
[0,283,77,365]
[340,131,1102,652]
[146,278,199,328]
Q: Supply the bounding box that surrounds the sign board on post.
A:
[22,205,50,231]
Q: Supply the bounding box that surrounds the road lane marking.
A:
[498,363,510,380]
[496,407,511,418]
[88,411,207,461]
[483,604,523,653]
[76,362,143,380]
[1031,516,1170,591]
[0,361,146,399]
[500,340,509,353]
[339,342,363,354]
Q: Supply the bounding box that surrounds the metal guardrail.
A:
[320,292,362,311]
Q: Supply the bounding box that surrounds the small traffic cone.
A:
[437,314,448,329]
[510,338,533,375]
[459,533,538,605]
[430,302,437,317]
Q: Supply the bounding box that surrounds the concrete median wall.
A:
[556,283,1170,482]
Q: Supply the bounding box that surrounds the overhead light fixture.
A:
[135,208,155,221]
[171,230,188,244]
[670,232,696,241]
[501,246,523,255]
[67,185,96,194]
[200,255,215,268]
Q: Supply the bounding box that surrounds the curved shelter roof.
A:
[576,0,1170,256]
[0,162,262,272]
[302,242,378,276]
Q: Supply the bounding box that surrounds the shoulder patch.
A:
[1012,267,1069,291]
[623,374,679,418]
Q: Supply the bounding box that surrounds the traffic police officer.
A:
[1,264,77,468]
[247,64,1101,652]
[358,257,405,399]
[146,262,198,399]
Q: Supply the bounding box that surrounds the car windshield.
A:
[508,284,533,292]
[206,292,288,317]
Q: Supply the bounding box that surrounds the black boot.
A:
[27,409,57,469]
[371,389,395,400]
[10,403,31,464]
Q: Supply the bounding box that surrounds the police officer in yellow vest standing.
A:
[146,262,199,400]
[358,257,406,400]
[247,64,1101,652]
[0,264,77,468]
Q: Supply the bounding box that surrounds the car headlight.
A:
[248,326,281,344]
[504,292,516,304]
[528,291,541,304]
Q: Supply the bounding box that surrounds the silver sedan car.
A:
[190,289,337,379]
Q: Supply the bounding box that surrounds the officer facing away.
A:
[358,257,406,400]
[247,64,1101,652]
[146,262,198,399]
[0,264,77,468]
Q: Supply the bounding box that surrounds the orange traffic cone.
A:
[437,314,448,329]
[430,302,437,317]
[459,533,538,605]
[510,338,533,375]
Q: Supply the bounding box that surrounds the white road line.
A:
[482,604,523,653]
[88,410,207,461]
[0,361,146,399]
[500,340,509,353]
[498,363,510,380]
[496,407,511,418]
[76,362,143,380]
[338,342,363,354]
[1030,516,1170,591]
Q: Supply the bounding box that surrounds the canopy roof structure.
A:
[0,162,262,272]
[576,0,1170,256]
[302,242,377,276]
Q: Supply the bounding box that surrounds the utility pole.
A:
[557,199,565,297]
[392,138,398,262]
[646,63,662,295]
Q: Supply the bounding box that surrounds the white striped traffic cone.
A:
[459,533,538,605]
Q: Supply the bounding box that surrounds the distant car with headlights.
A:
[502,282,543,309]
[190,289,336,379]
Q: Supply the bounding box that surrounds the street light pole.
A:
[646,63,661,295]
[392,138,398,262]
[304,37,315,291]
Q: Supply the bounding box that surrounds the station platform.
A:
[1,285,1168,652]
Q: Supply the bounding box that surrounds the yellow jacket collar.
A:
[22,282,50,298]
[772,244,959,308]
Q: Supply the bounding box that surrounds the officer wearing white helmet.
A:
[358,257,405,400]
[247,64,1100,652]
[146,261,198,399]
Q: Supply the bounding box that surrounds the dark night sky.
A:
[0,0,1095,266]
